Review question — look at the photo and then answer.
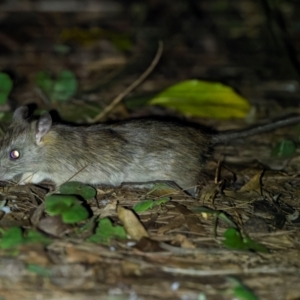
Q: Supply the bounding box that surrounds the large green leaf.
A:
[149,80,250,119]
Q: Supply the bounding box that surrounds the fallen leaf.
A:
[239,171,263,193]
[30,203,45,226]
[38,216,72,237]
[117,206,149,240]
[172,202,205,233]
[100,199,118,218]
[149,80,250,119]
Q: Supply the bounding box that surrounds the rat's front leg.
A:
[18,172,49,185]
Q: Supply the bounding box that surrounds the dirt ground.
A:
[0,1,300,299]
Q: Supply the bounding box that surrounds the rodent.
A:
[1,106,300,196]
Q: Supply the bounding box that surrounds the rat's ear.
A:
[13,106,29,122]
[36,112,52,144]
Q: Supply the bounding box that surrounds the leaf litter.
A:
[0,139,299,300]
[0,14,300,300]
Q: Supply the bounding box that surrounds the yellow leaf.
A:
[117,206,149,240]
[149,80,251,119]
[239,171,263,193]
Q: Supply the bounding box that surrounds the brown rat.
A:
[1,106,300,195]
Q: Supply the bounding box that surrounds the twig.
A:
[92,41,164,123]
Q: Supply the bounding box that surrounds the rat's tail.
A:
[211,115,300,145]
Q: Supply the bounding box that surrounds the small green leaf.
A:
[271,139,296,158]
[45,194,89,224]
[59,182,96,200]
[36,71,53,99]
[223,228,268,253]
[0,73,13,104]
[0,227,50,249]
[149,80,250,119]
[0,227,24,249]
[234,286,258,300]
[227,277,259,300]
[87,218,127,245]
[45,194,78,215]
[26,230,51,245]
[242,237,269,253]
[133,197,170,213]
[53,70,77,102]
[153,197,170,206]
[62,203,89,223]
[133,200,154,212]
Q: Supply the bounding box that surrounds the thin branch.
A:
[92,41,164,123]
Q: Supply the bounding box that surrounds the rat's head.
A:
[0,106,52,183]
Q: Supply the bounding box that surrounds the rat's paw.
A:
[19,172,35,184]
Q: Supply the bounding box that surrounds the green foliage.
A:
[45,194,89,224]
[227,277,259,300]
[223,228,268,253]
[87,218,127,245]
[0,227,50,249]
[133,197,170,213]
[271,139,296,158]
[59,182,96,200]
[0,73,13,104]
[36,70,77,102]
[149,80,250,119]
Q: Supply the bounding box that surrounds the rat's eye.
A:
[10,150,20,160]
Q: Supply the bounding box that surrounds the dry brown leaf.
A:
[239,171,263,193]
[38,216,72,237]
[117,206,149,240]
[224,190,261,201]
[148,186,179,197]
[99,199,118,218]
[172,202,206,233]
[198,183,218,203]
[30,202,45,226]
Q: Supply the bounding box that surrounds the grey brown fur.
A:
[1,106,300,195]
